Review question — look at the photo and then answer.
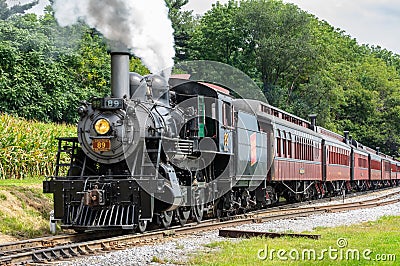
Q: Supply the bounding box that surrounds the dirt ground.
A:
[0,233,18,243]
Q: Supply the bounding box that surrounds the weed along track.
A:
[1,188,399,265]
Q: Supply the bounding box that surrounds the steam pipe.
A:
[308,114,317,131]
[343,131,349,144]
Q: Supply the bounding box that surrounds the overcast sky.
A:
[7,0,400,54]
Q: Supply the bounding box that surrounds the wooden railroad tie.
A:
[219,229,320,240]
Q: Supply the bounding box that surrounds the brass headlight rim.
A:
[94,118,111,135]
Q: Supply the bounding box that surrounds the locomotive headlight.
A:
[94,118,111,135]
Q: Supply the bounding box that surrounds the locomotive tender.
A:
[43,50,400,233]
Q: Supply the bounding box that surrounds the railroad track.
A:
[1,187,399,265]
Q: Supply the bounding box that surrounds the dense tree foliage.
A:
[189,1,241,65]
[0,0,399,156]
[0,13,108,122]
[237,0,316,105]
[0,4,148,123]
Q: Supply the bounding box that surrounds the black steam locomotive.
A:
[43,51,400,233]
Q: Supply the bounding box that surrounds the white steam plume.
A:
[52,0,175,79]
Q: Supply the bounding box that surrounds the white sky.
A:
[6,0,400,54]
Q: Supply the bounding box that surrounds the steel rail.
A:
[0,230,124,257]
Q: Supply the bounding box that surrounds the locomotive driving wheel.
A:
[136,218,147,233]
[192,189,205,222]
[175,206,191,226]
[160,211,173,228]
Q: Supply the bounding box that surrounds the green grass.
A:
[191,216,400,265]
[0,216,45,238]
[0,176,43,186]
[0,192,6,200]
[152,256,166,264]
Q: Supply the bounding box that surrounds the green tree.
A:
[165,0,196,61]
[0,12,99,122]
[236,0,316,106]
[291,19,358,129]
[190,0,241,65]
[370,45,400,75]
[304,19,400,155]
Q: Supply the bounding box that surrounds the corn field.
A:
[0,113,76,179]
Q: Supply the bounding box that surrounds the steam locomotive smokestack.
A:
[111,50,130,98]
